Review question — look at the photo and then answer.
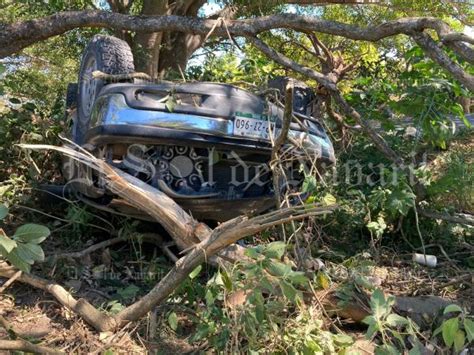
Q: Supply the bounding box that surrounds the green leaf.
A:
[263,241,286,259]
[454,330,465,353]
[286,271,308,285]
[220,269,233,292]
[0,231,17,253]
[442,317,459,347]
[255,302,265,323]
[464,318,474,342]
[302,175,317,194]
[365,321,379,339]
[189,264,202,280]
[408,344,422,355]
[5,249,30,273]
[205,289,214,306]
[0,204,8,220]
[244,247,260,260]
[322,193,337,206]
[168,312,178,331]
[375,344,398,355]
[386,314,409,327]
[279,280,297,302]
[370,289,390,319]
[443,304,463,315]
[362,315,376,326]
[18,243,45,262]
[13,224,50,244]
[165,94,178,112]
[15,243,39,264]
[333,334,353,346]
[265,260,291,277]
[316,272,330,290]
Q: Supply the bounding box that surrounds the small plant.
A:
[0,204,50,272]
[363,288,418,353]
[433,304,474,353]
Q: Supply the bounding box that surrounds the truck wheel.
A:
[75,35,134,144]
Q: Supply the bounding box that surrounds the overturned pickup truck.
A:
[63,35,335,221]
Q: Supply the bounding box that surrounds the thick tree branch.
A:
[412,32,474,91]
[0,11,469,60]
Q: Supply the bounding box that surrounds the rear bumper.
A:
[87,93,336,164]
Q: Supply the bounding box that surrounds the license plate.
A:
[234,116,276,140]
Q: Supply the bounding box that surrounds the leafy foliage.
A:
[432,305,474,352]
[0,211,50,272]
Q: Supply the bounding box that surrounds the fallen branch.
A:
[9,144,336,331]
[0,202,335,332]
[418,209,474,226]
[0,261,118,332]
[112,204,336,326]
[0,340,63,354]
[54,234,130,260]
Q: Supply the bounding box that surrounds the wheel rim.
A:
[80,56,98,117]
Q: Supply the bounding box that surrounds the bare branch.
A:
[271,83,294,207]
[0,340,63,354]
[0,261,118,331]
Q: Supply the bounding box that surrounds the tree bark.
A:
[2,11,473,72]
[134,0,169,78]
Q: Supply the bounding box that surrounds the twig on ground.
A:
[54,235,129,260]
[0,339,64,354]
[0,270,22,293]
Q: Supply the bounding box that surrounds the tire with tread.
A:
[75,35,134,144]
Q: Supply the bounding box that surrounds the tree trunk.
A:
[133,0,169,78]
[132,0,206,78]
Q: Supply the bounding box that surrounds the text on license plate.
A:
[234,117,276,140]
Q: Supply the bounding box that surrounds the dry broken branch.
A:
[270,82,294,208]
[10,143,336,331]
[0,340,63,354]
[0,260,117,331]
